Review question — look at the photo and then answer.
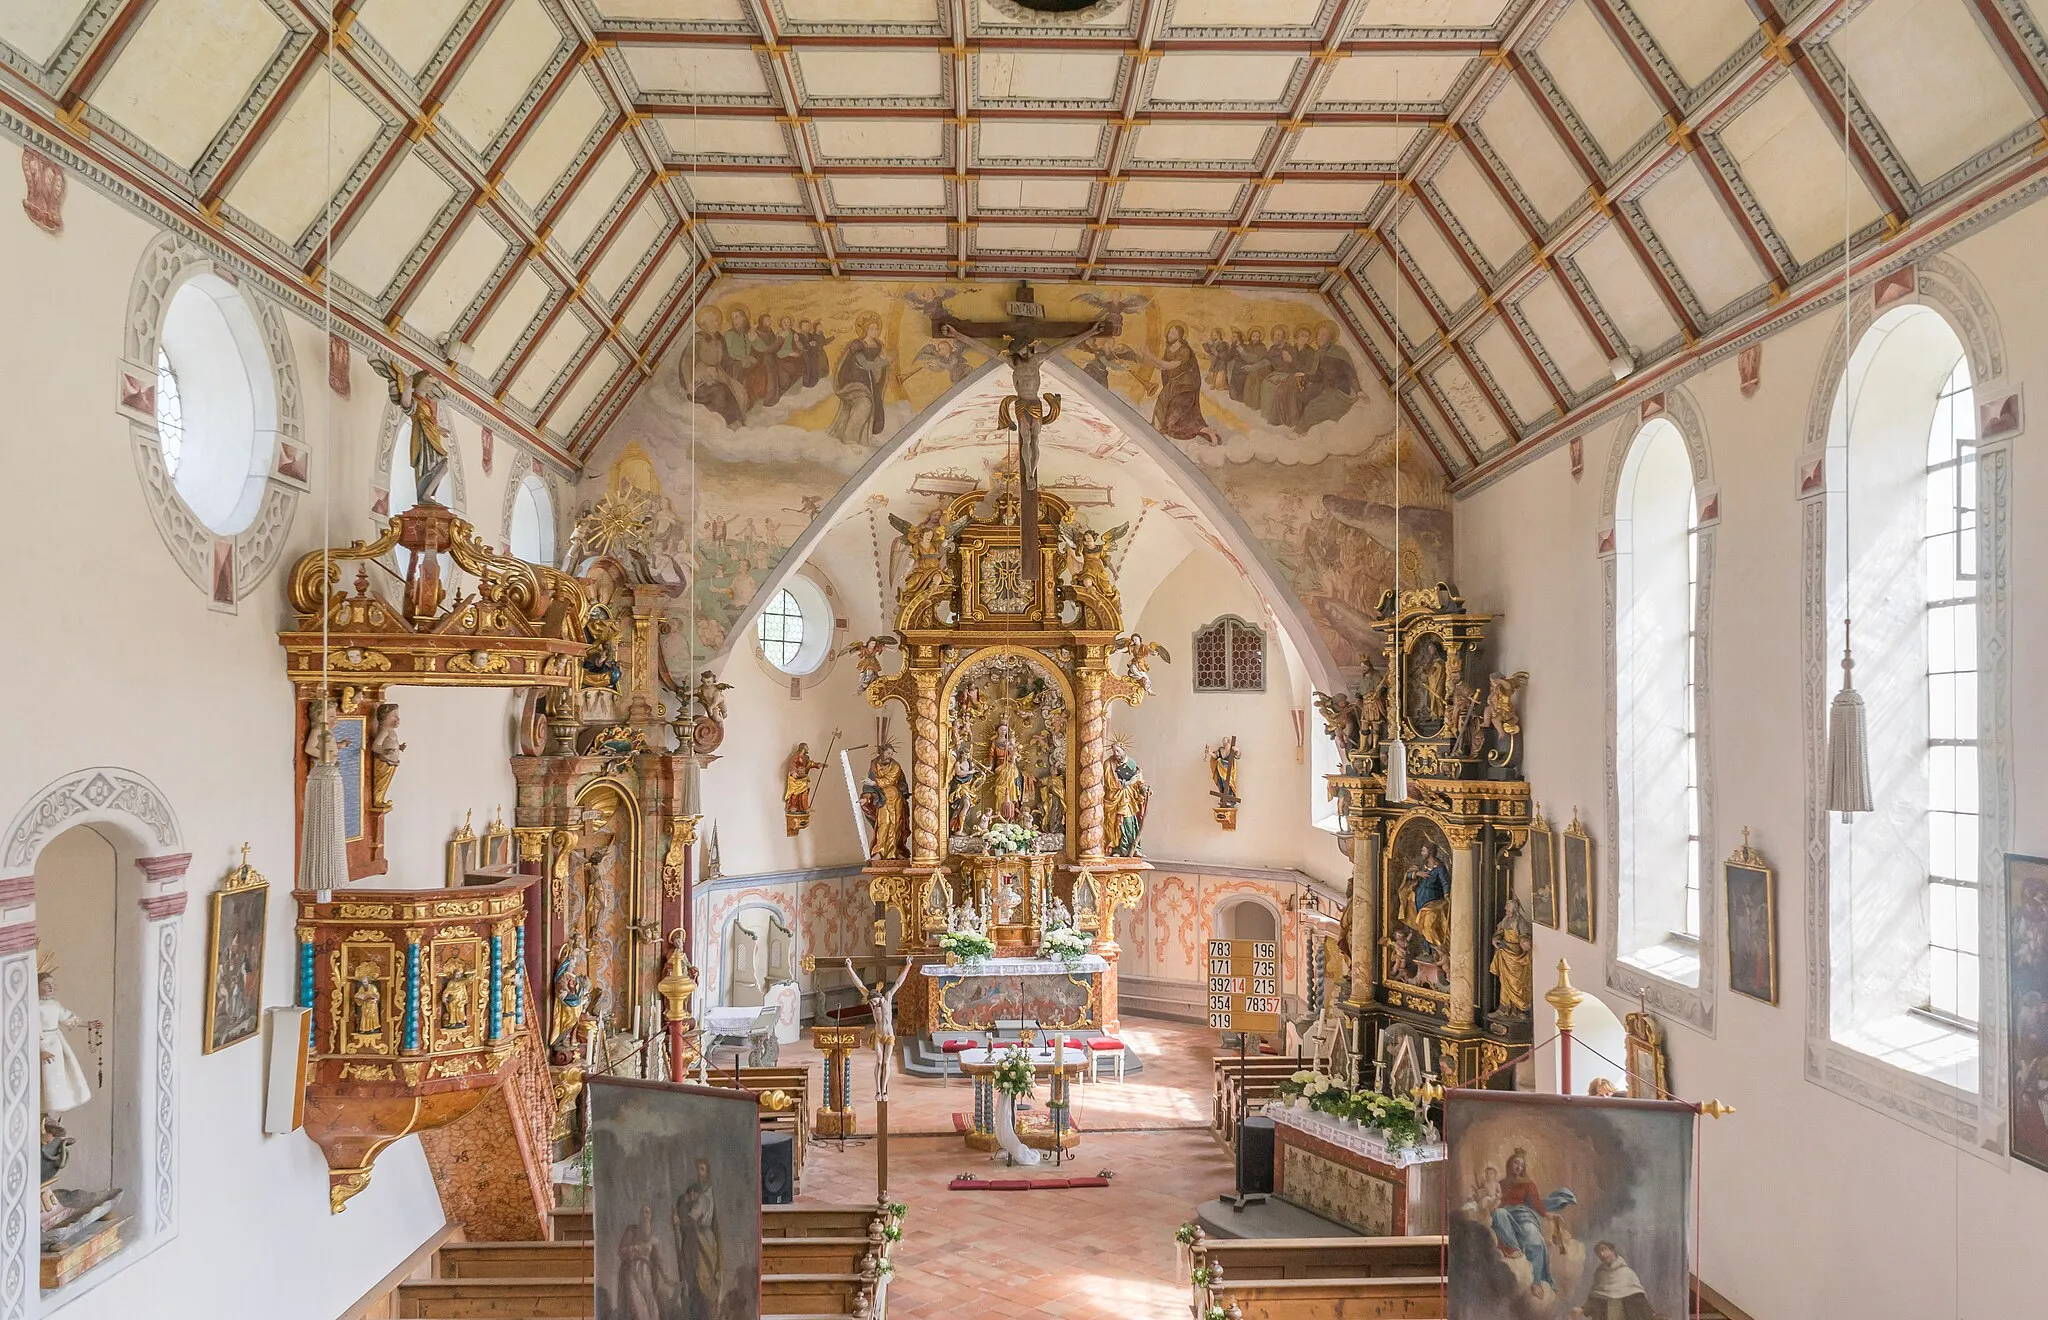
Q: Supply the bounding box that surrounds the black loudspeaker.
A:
[1236,1116,1276,1195]
[760,1131,795,1205]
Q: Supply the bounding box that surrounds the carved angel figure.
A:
[695,670,733,723]
[1313,690,1363,769]
[1112,632,1171,694]
[1479,671,1529,750]
[833,633,900,690]
[1059,518,1130,605]
[370,358,449,503]
[889,511,968,601]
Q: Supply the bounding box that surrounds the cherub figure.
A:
[1479,671,1530,761]
[694,670,733,723]
[888,510,968,600]
[1059,518,1130,606]
[370,358,449,503]
[1112,632,1171,694]
[833,634,899,690]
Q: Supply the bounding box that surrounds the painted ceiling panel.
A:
[1534,0,1663,163]
[587,196,670,302]
[501,73,611,215]
[330,150,456,298]
[837,223,952,249]
[594,0,749,18]
[1128,122,1271,165]
[621,46,773,97]
[1469,320,1553,426]
[977,177,1095,211]
[550,140,643,258]
[404,214,512,342]
[621,247,694,337]
[1476,76,1590,224]
[1830,0,2034,184]
[1514,274,1610,394]
[1569,224,1681,356]
[508,315,593,410]
[223,71,381,245]
[1118,179,1247,214]
[973,0,1134,32]
[1149,53,1302,106]
[782,0,941,21]
[1627,0,1758,88]
[469,267,554,376]
[661,116,792,159]
[976,51,1123,103]
[1428,149,1529,271]
[549,347,628,436]
[1353,0,1514,24]
[829,175,949,209]
[1430,354,1510,452]
[1394,210,1481,312]
[1171,0,1326,23]
[353,0,469,80]
[813,119,948,160]
[1261,180,1383,217]
[684,173,810,209]
[1236,229,1352,257]
[795,49,947,100]
[1718,76,1881,265]
[438,0,565,155]
[0,0,95,66]
[1287,124,1420,166]
[1365,246,1440,349]
[1634,156,1766,313]
[91,0,286,170]
[975,225,1088,253]
[703,220,821,247]
[976,120,1105,162]
[1104,226,1222,255]
[1317,54,1475,105]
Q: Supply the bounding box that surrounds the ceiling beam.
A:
[53,0,153,112]
[1966,0,2048,116]
[632,102,1450,126]
[198,30,330,210]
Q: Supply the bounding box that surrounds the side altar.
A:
[857,464,1153,1038]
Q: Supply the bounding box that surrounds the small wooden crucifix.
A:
[927,282,1118,579]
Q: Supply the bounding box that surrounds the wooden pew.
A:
[1211,1274,1446,1320]
[436,1235,873,1280]
[1198,1235,1446,1282]
[762,1273,868,1315]
[1213,1058,1303,1144]
[549,1201,880,1244]
[393,1275,592,1318]
[735,1065,817,1179]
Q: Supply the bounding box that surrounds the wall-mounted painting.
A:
[1446,1090,1694,1320]
[203,851,269,1053]
[589,1078,762,1320]
[1724,831,1777,1005]
[1528,809,1557,930]
[2009,854,2048,1172]
[1562,811,1595,944]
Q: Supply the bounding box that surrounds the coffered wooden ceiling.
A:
[5,0,2046,478]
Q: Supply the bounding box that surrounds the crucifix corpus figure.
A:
[932,282,1116,578]
[846,958,916,1101]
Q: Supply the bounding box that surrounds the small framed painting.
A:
[1528,808,1557,930]
[1562,809,1595,943]
[204,851,269,1053]
[1724,830,1778,1005]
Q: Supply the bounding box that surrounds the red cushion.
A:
[940,1039,974,1052]
[1032,1178,1072,1189]
[986,1180,1032,1191]
[1066,1176,1111,1188]
[1056,1038,1089,1051]
[1086,1038,1125,1051]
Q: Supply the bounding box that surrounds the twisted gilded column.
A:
[910,669,943,865]
[1076,669,1107,859]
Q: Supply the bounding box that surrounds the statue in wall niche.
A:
[552,935,592,1058]
[1490,897,1534,1017]
[370,358,450,503]
[348,964,384,1040]
[990,721,1025,823]
[1037,773,1066,836]
[36,955,97,1118]
[367,703,405,812]
[946,742,982,837]
[439,965,473,1032]
[1105,742,1150,858]
[1447,681,1484,759]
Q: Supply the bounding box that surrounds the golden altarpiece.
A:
[1321,584,1534,1095]
[279,494,705,1224]
[862,470,1150,1038]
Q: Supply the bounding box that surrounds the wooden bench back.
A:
[1211,1273,1446,1320]
[1198,1236,1446,1281]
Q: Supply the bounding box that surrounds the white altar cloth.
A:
[920,955,1107,978]
[1262,1099,1446,1168]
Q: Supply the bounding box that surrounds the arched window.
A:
[155,273,277,534]
[509,472,555,564]
[1825,304,1985,1067]
[755,573,832,676]
[1193,615,1266,692]
[1613,418,1701,982]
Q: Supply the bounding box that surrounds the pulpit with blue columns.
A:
[295,876,537,1212]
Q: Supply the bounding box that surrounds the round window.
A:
[756,575,831,675]
[155,273,279,534]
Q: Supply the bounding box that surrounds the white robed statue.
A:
[38,954,98,1117]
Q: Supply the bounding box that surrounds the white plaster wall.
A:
[1454,208,2048,1320]
[0,141,538,1320]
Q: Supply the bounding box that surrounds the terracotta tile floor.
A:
[792,1015,1234,1320]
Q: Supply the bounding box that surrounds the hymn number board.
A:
[1207,939,1282,1034]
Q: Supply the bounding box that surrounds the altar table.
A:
[919,955,1111,1032]
[958,1048,1087,1153]
[1263,1102,1448,1236]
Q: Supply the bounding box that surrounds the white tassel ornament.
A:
[1384,736,1410,804]
[1825,621,1872,822]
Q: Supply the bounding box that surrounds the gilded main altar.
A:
[861,465,1149,1035]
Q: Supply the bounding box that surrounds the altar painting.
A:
[1446,1093,1693,1320]
[933,968,1098,1031]
[943,650,1071,847]
[590,1079,761,1320]
[1385,816,1454,1007]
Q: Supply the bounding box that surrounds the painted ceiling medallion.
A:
[985,0,1121,19]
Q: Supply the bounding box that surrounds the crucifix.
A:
[929,282,1119,579]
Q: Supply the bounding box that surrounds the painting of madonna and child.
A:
[589,1078,761,1320]
[1447,1092,1693,1320]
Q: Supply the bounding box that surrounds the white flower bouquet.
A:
[981,820,1038,856]
[1040,925,1090,964]
[937,929,995,964]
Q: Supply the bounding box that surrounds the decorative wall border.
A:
[118,232,304,612]
[1598,386,1719,1036]
[1797,259,2014,1157]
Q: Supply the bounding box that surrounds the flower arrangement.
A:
[981,819,1037,855]
[1204,1308,1228,1320]
[937,928,995,964]
[1041,925,1090,964]
[991,1046,1035,1100]
[1273,1070,1427,1148]
[1174,1222,1201,1246]
[1190,1265,1214,1289]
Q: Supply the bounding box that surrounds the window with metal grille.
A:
[757,587,806,672]
[1193,616,1265,692]
[1924,357,1979,1026]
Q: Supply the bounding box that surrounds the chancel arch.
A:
[1599,387,1720,1035]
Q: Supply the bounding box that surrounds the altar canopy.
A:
[859,464,1151,1037]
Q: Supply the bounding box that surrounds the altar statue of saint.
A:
[1400,841,1452,961]
[551,936,591,1057]
[862,746,910,860]
[989,722,1024,823]
[845,958,915,1101]
[1037,774,1067,835]
[1106,743,1150,858]
[439,966,472,1031]
[1490,896,1534,1015]
[371,359,449,502]
[349,964,384,1039]
[368,703,405,811]
[783,743,825,816]
[36,961,97,1117]
[1207,735,1242,809]
[946,743,981,837]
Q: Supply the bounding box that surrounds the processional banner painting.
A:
[590,1078,762,1320]
[1446,1091,1693,1320]
[2010,854,2048,1172]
